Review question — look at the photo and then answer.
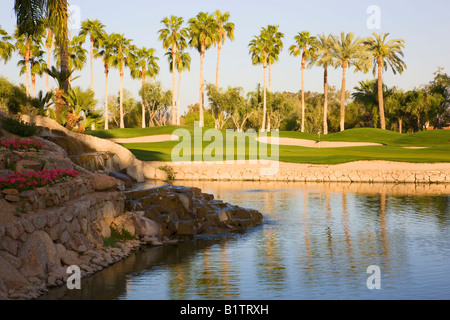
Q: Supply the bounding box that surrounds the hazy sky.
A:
[1,0,450,115]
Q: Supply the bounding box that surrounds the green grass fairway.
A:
[85,127,450,164]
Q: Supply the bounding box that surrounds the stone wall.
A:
[142,161,450,184]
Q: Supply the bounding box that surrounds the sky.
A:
[1,0,450,116]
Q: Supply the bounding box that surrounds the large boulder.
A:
[133,214,161,238]
[17,231,60,278]
[91,173,118,191]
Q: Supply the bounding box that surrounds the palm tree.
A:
[42,18,54,94]
[110,33,134,128]
[289,31,316,133]
[249,26,277,132]
[79,19,106,91]
[0,26,15,66]
[158,16,189,125]
[213,10,235,129]
[94,33,115,130]
[54,35,87,83]
[364,32,406,130]
[313,33,334,135]
[14,0,70,93]
[188,12,218,128]
[19,49,46,99]
[15,29,42,114]
[330,32,371,131]
[213,10,234,88]
[166,48,191,125]
[266,25,284,93]
[130,46,160,128]
[45,65,76,121]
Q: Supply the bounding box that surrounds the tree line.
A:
[1,1,449,133]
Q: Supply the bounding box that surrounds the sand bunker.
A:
[109,134,178,144]
[402,146,429,149]
[257,137,383,148]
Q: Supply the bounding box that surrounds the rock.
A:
[91,173,117,191]
[18,231,60,278]
[133,214,161,238]
[60,250,82,266]
[0,255,29,292]
[176,193,190,211]
[4,195,20,202]
[123,165,145,183]
[218,210,229,222]
[109,172,133,188]
[15,159,42,174]
[2,189,19,196]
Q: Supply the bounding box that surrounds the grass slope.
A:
[84,127,450,164]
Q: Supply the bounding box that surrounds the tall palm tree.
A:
[213,10,234,129]
[130,46,160,128]
[249,26,277,132]
[166,48,191,125]
[0,26,15,66]
[330,32,371,131]
[79,19,106,91]
[19,49,46,99]
[94,33,114,130]
[15,29,43,114]
[213,10,234,88]
[54,35,87,85]
[364,32,406,130]
[188,12,218,128]
[313,33,334,135]
[42,18,54,94]
[266,25,284,93]
[110,33,134,128]
[14,0,70,94]
[289,31,316,133]
[158,16,189,125]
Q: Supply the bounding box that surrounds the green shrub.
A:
[1,117,38,137]
[158,165,176,184]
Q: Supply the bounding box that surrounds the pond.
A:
[40,181,450,300]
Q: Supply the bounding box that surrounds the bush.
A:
[1,117,38,137]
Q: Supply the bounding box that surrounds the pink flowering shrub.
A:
[0,169,79,192]
[0,139,44,152]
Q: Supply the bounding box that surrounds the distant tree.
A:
[364,33,406,130]
[330,32,371,131]
[188,12,218,128]
[79,19,106,91]
[158,16,188,125]
[289,31,316,132]
[0,26,15,66]
[131,46,159,128]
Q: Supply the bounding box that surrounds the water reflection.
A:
[40,181,450,300]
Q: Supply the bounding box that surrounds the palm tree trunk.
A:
[262,58,267,132]
[398,117,402,133]
[377,59,386,130]
[172,45,177,125]
[340,62,348,132]
[177,70,181,125]
[301,59,305,133]
[269,63,272,92]
[90,38,94,91]
[199,47,205,128]
[25,38,30,115]
[32,73,36,99]
[214,41,222,130]
[142,70,146,128]
[60,41,70,94]
[323,67,329,135]
[104,67,109,130]
[119,59,124,128]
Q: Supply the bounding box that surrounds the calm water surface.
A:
[41,181,450,300]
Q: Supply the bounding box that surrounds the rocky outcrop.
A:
[125,185,264,239]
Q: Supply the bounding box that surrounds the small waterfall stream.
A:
[69,152,122,172]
